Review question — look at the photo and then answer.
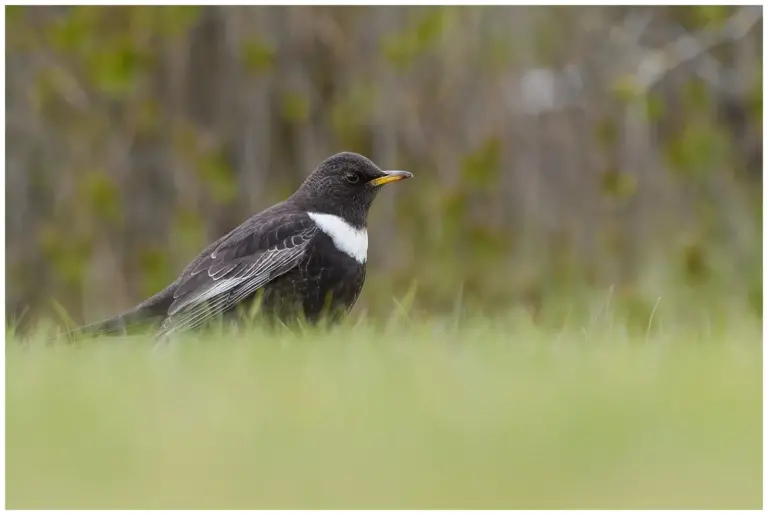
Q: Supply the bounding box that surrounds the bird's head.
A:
[293,151,413,227]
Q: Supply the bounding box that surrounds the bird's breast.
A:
[301,233,366,310]
[307,212,368,264]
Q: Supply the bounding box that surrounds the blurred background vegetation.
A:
[5,5,763,331]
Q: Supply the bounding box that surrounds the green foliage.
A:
[138,248,172,298]
[683,79,710,111]
[42,6,200,100]
[5,5,761,330]
[151,6,202,35]
[331,80,378,148]
[381,8,458,69]
[746,72,762,124]
[667,5,734,31]
[611,74,643,104]
[81,171,122,223]
[600,169,637,201]
[135,97,160,134]
[663,78,734,179]
[747,282,761,318]
[692,5,732,26]
[172,209,207,257]
[198,150,238,205]
[280,91,311,122]
[439,189,469,237]
[414,7,455,43]
[48,6,94,52]
[86,44,147,97]
[460,138,501,189]
[680,243,710,285]
[423,138,511,313]
[6,5,25,23]
[466,224,512,270]
[532,21,560,65]
[38,224,92,288]
[466,225,510,259]
[595,117,619,149]
[30,69,59,112]
[242,40,275,76]
[665,121,731,179]
[484,34,517,74]
[644,92,665,122]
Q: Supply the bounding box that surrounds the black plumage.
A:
[73,152,412,338]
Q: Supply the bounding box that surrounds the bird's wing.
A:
[157,214,317,337]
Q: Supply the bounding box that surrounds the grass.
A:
[5,313,762,509]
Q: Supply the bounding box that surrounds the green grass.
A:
[6,315,762,509]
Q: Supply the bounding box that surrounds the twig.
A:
[635,6,762,90]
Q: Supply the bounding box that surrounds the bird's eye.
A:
[344,172,360,184]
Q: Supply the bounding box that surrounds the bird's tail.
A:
[74,313,132,336]
[50,286,176,342]
[55,304,168,342]
[54,309,138,342]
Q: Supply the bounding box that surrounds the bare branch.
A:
[635,6,762,90]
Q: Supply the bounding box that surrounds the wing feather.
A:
[209,262,239,280]
[157,218,317,338]
[160,293,232,336]
[227,246,306,307]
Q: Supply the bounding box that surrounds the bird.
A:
[69,151,413,339]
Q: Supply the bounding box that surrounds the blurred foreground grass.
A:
[6,315,762,509]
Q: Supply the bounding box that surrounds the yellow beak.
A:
[367,170,413,187]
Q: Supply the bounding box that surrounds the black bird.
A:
[73,152,412,339]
